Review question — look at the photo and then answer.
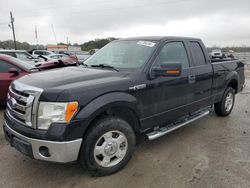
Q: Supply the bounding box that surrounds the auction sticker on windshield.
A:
[137,41,156,47]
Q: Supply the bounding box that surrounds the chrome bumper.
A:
[4,121,82,163]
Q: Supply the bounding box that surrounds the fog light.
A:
[39,146,50,157]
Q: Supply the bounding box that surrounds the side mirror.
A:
[151,62,182,78]
[8,68,19,75]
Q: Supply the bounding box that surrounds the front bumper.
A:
[3,121,82,163]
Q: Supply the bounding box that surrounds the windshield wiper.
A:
[79,62,88,67]
[30,67,41,71]
[90,64,119,72]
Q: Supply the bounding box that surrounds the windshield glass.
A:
[84,40,158,69]
[8,56,35,70]
[15,52,33,61]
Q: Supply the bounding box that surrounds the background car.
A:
[68,51,92,62]
[30,50,55,58]
[211,49,225,59]
[0,50,39,65]
[37,56,79,70]
[0,54,38,105]
[47,54,69,59]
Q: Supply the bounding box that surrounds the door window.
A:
[34,51,43,55]
[0,51,16,58]
[154,42,189,69]
[0,60,19,73]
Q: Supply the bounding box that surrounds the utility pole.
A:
[67,36,69,51]
[51,24,58,44]
[10,11,17,50]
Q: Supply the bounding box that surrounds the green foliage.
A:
[0,40,45,50]
[57,42,67,45]
[81,37,118,51]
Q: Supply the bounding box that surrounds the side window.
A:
[35,51,42,55]
[0,52,16,57]
[189,42,206,66]
[0,60,19,73]
[154,42,189,69]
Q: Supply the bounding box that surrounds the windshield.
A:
[84,40,158,70]
[15,52,33,61]
[8,56,35,70]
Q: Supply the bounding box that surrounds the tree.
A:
[58,42,66,45]
[80,38,118,51]
[0,40,46,50]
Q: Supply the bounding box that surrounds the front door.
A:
[140,41,191,129]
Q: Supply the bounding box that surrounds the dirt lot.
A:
[0,73,249,188]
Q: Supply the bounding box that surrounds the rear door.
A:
[186,40,213,111]
[0,60,22,104]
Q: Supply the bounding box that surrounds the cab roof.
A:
[119,36,200,41]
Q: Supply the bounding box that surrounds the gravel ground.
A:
[0,73,249,188]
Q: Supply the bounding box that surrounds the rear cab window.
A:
[189,41,207,67]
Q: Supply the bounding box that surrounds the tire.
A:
[79,116,136,176]
[214,87,235,117]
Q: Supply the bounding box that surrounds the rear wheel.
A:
[79,117,136,176]
[214,87,235,116]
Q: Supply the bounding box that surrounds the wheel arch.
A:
[224,71,240,93]
[75,92,141,137]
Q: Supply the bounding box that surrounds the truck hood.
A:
[16,66,128,90]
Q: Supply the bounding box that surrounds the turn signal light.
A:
[165,70,180,75]
[65,102,78,123]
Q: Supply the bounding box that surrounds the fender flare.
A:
[224,71,240,93]
[75,92,140,121]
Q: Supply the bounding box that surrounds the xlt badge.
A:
[129,84,146,91]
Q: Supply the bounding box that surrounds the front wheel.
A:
[214,87,235,116]
[79,117,136,176]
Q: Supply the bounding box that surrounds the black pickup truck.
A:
[3,36,245,176]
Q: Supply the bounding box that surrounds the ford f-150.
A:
[3,36,245,176]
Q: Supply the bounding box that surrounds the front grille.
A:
[7,87,34,126]
[6,81,43,128]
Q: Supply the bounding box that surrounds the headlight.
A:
[37,102,78,130]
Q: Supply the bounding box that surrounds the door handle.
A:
[188,75,196,84]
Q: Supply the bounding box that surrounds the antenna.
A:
[51,24,58,44]
[10,11,17,50]
[35,25,38,49]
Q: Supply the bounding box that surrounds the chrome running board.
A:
[146,109,210,140]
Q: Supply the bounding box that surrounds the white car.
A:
[0,50,41,65]
[47,54,69,59]
[211,49,224,59]
[32,50,56,58]
[34,54,70,63]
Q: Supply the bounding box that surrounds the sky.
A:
[0,0,250,47]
